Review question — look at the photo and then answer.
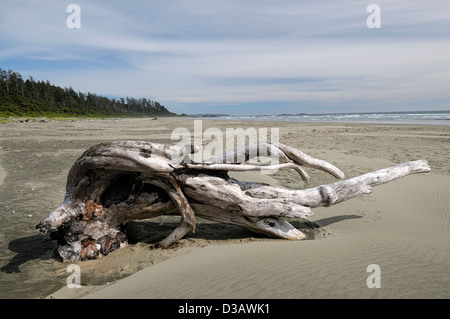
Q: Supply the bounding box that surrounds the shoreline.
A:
[187,117,450,126]
[0,118,449,299]
[2,112,450,126]
[185,109,450,126]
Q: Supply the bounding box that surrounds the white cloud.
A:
[1,0,449,113]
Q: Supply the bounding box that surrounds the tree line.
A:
[0,67,175,117]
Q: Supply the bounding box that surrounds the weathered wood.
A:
[143,178,196,247]
[37,141,431,261]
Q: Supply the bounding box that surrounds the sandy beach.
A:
[0,117,449,299]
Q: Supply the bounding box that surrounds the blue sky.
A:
[1,0,449,115]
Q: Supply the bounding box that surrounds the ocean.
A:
[191,110,450,125]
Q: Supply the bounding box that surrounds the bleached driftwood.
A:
[37,141,431,261]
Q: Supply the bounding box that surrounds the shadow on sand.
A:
[1,214,362,272]
[1,235,57,273]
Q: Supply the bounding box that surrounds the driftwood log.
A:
[37,141,431,261]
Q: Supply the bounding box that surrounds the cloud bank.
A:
[1,0,449,114]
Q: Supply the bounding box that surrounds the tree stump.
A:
[36,141,431,261]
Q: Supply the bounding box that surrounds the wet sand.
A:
[0,118,449,299]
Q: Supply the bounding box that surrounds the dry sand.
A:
[0,118,449,299]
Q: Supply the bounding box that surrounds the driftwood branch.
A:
[37,141,430,261]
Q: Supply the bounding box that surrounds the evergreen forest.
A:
[0,67,175,118]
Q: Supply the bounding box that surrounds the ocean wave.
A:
[194,111,450,125]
